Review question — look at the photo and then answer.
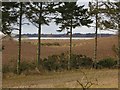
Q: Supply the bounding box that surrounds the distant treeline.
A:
[15,33,115,38]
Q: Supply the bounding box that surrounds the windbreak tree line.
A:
[1,1,120,74]
[2,2,93,74]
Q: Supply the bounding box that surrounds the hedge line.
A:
[2,53,118,73]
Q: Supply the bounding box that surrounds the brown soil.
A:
[2,36,118,65]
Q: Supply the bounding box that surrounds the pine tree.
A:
[55,2,93,69]
[17,2,23,75]
[89,1,120,68]
[89,0,99,68]
[25,2,53,69]
[2,2,27,74]
[99,1,120,67]
[2,2,19,35]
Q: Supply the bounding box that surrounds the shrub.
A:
[80,56,93,67]
[42,53,69,71]
[42,55,59,71]
[70,54,81,69]
[71,54,93,69]
[42,53,93,71]
[97,58,116,68]
[20,61,36,72]
[59,53,68,70]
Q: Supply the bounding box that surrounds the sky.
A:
[12,1,117,35]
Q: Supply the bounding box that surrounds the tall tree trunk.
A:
[17,2,22,74]
[68,19,72,70]
[117,3,120,89]
[37,2,42,68]
[118,15,120,90]
[118,2,120,68]
[93,0,98,69]
[118,21,120,68]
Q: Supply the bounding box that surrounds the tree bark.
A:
[17,2,22,74]
[68,19,72,70]
[37,2,42,68]
[93,0,98,69]
[118,19,120,68]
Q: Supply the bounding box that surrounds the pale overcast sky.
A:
[12,1,117,35]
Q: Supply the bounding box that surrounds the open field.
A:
[2,69,118,88]
[2,36,118,65]
[2,36,119,88]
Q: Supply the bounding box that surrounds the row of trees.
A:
[1,1,120,74]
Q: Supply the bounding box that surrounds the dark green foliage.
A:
[42,53,93,71]
[42,54,68,71]
[70,54,93,69]
[89,1,119,30]
[25,2,55,67]
[2,2,19,35]
[80,56,93,67]
[97,58,116,68]
[54,2,93,70]
[42,55,59,71]
[25,2,53,27]
[3,55,118,73]
[59,53,68,70]
[55,2,93,31]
